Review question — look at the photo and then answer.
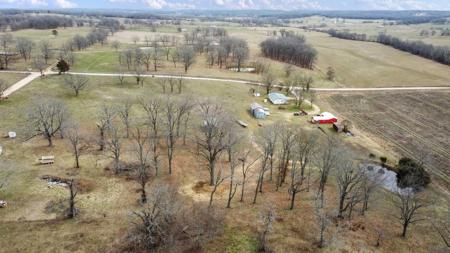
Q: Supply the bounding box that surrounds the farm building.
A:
[268,93,288,105]
[312,112,338,124]
[250,103,269,119]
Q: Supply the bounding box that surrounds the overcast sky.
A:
[0,0,449,10]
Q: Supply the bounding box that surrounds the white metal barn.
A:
[268,93,288,105]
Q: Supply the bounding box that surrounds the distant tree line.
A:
[260,33,317,69]
[328,29,370,41]
[0,14,74,31]
[326,29,450,66]
[377,34,450,65]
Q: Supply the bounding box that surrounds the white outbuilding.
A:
[268,93,288,105]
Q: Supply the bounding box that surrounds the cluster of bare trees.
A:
[206,36,250,71]
[0,33,15,70]
[94,95,193,202]
[126,185,223,252]
[260,33,317,69]
[70,29,109,51]
[118,35,197,73]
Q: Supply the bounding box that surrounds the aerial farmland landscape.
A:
[0,1,449,252]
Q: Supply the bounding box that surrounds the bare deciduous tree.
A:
[132,127,152,203]
[130,185,179,250]
[239,150,259,202]
[276,124,297,189]
[315,197,330,248]
[258,206,275,252]
[66,124,87,168]
[314,136,342,207]
[335,156,364,218]
[129,185,222,251]
[96,105,115,151]
[33,55,47,76]
[39,40,52,64]
[262,68,276,95]
[27,99,68,146]
[392,190,429,237]
[16,37,34,61]
[179,46,195,73]
[253,125,277,204]
[111,40,120,51]
[360,169,383,215]
[141,97,162,175]
[134,66,145,87]
[118,71,125,85]
[67,179,78,219]
[225,132,241,208]
[163,96,179,175]
[209,165,227,208]
[64,75,89,97]
[286,132,316,209]
[106,124,122,174]
[117,99,133,138]
[196,101,229,186]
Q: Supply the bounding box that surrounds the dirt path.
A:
[1,65,55,98]
[2,72,41,98]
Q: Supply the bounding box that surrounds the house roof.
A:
[268,93,287,101]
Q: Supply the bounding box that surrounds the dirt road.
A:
[2,70,450,98]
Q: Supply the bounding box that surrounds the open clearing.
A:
[320,91,450,184]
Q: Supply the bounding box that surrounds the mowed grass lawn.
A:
[73,51,121,72]
[0,27,92,48]
[0,72,28,86]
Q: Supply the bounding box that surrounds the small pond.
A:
[362,164,413,194]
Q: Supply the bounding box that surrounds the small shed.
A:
[7,132,16,139]
[250,103,267,119]
[268,93,288,105]
[333,123,344,132]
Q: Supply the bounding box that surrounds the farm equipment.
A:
[294,110,308,116]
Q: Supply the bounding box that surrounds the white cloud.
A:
[54,0,77,8]
[0,0,47,5]
[355,0,434,10]
[32,0,47,4]
[145,0,166,8]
